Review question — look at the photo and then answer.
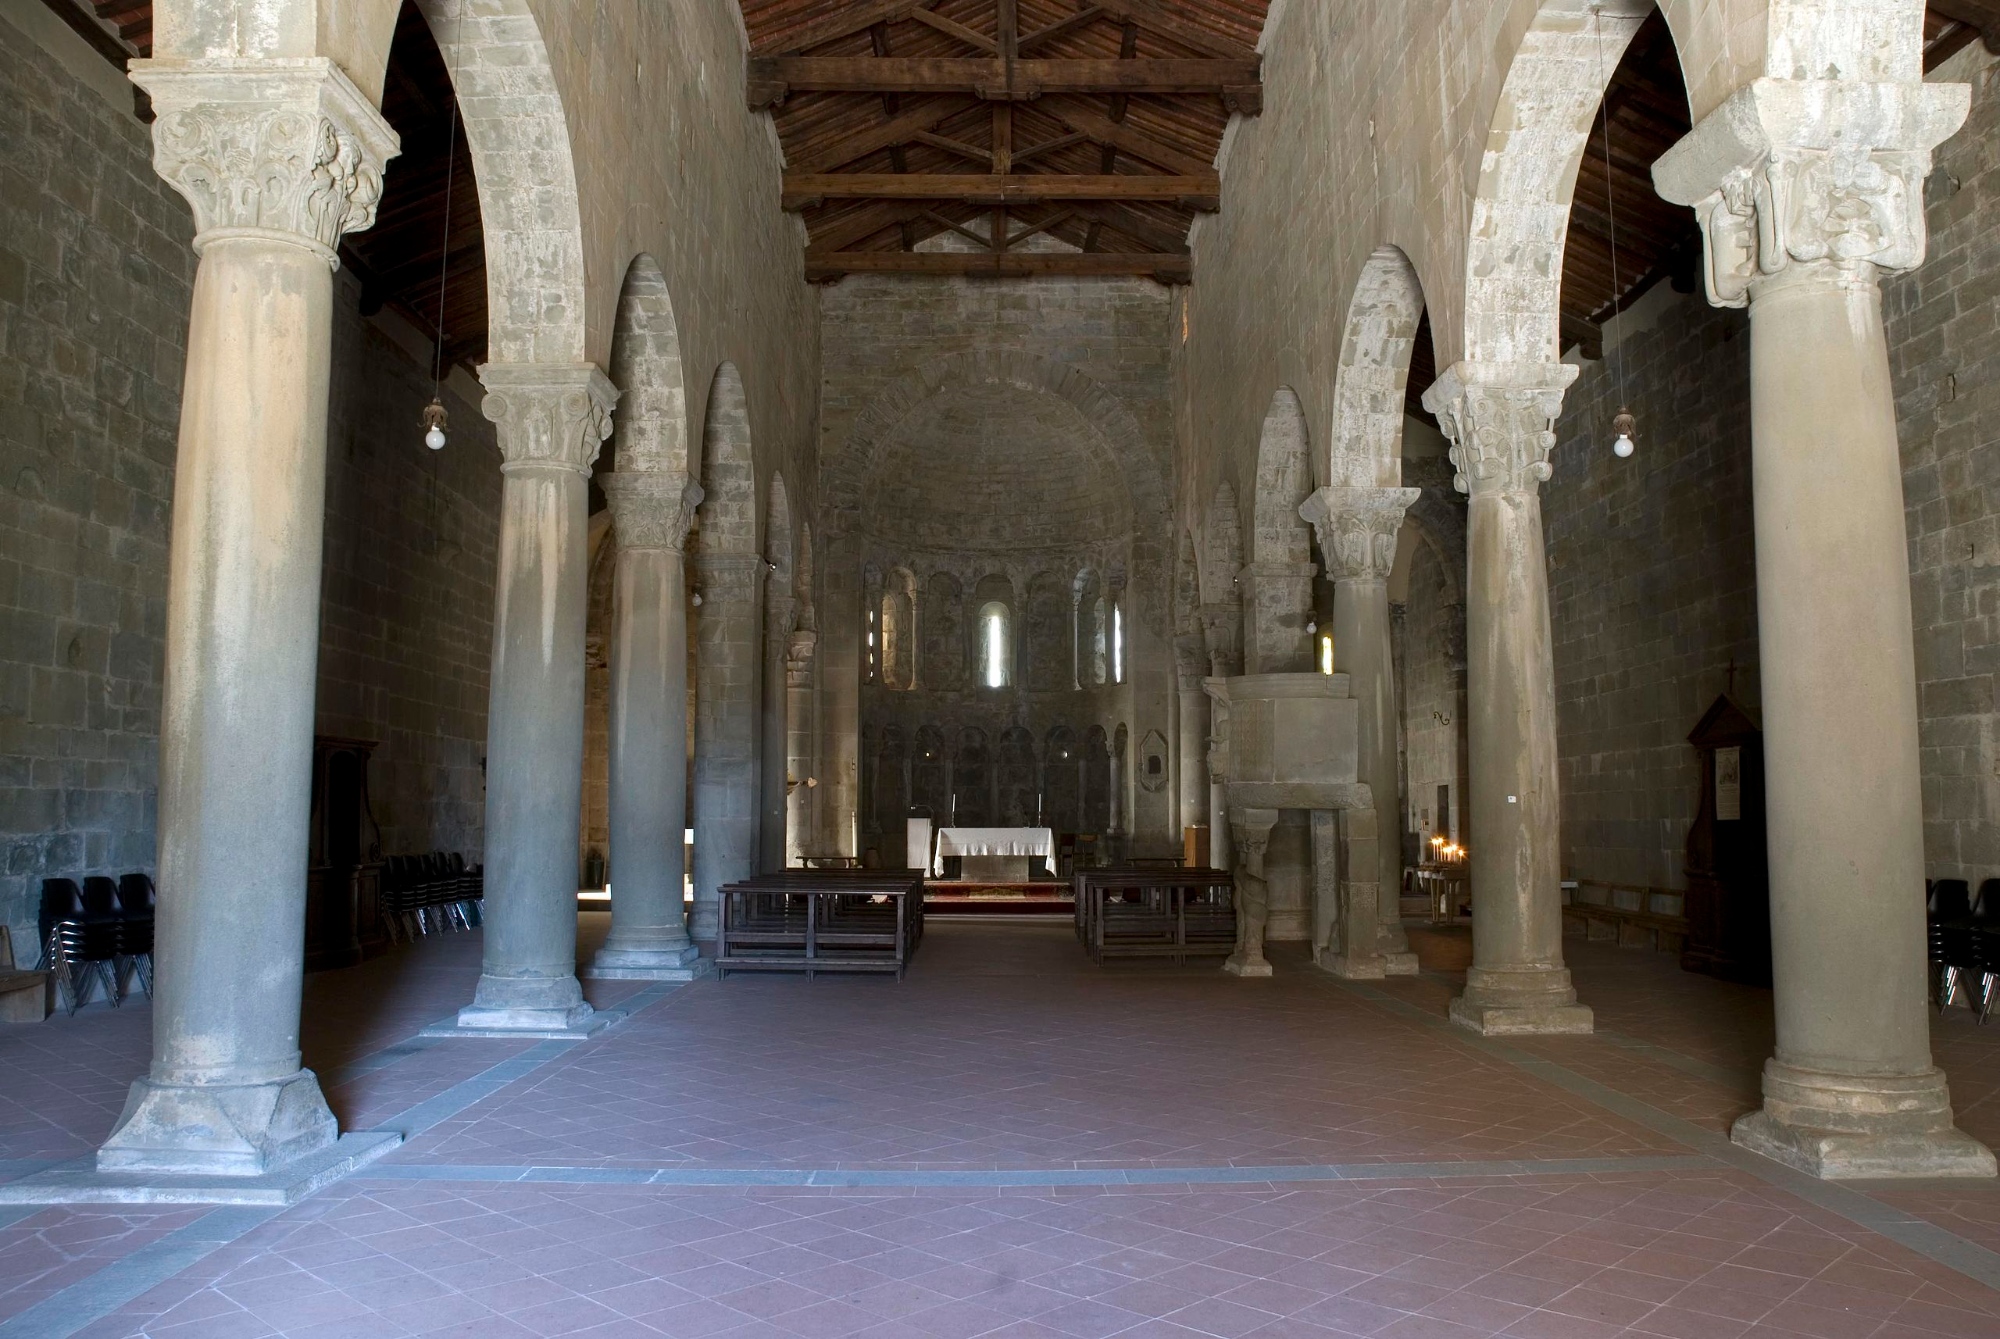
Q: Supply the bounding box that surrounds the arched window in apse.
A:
[980,601,1011,689]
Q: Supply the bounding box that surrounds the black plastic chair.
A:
[1930,879,1978,1011]
[1973,880,2000,1024]
[39,878,119,1014]
[115,872,156,998]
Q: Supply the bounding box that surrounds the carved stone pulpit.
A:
[1204,672,1379,977]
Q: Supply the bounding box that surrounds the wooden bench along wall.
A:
[1561,881,1689,955]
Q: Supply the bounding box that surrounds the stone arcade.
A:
[5,0,2000,1331]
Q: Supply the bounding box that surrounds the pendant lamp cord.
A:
[1594,8,1627,412]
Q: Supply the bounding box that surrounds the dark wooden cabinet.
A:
[305,736,386,971]
[1681,695,1770,985]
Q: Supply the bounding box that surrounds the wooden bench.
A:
[716,869,926,979]
[0,926,53,1023]
[1075,867,1236,965]
[1561,881,1688,954]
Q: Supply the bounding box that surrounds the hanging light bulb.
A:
[1611,406,1636,459]
[421,397,449,452]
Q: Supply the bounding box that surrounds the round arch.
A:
[1329,246,1427,489]
[606,255,687,477]
[695,362,756,557]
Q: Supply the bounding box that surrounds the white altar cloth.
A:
[932,826,1054,875]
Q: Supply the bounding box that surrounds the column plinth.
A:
[1423,365,1592,1036]
[452,365,618,1035]
[588,472,707,982]
[96,58,398,1177]
[1655,76,1989,1176]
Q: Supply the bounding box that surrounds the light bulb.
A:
[425,425,447,451]
[1610,406,1637,460]
[420,397,450,453]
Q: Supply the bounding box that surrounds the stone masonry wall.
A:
[1544,288,1761,891]
[0,9,190,958]
[1887,47,2000,886]
[0,9,500,958]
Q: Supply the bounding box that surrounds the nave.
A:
[3,920,1999,1338]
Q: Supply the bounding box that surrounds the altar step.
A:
[925,882,1073,916]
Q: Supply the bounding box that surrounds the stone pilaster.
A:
[1174,633,1211,847]
[1237,561,1318,674]
[1422,363,1592,1036]
[96,59,400,1177]
[589,472,707,981]
[451,364,617,1035]
[1303,485,1421,976]
[1222,807,1278,977]
[761,581,798,871]
[785,629,819,863]
[1655,77,1991,1179]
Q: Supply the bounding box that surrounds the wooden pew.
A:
[716,869,926,979]
[1075,867,1235,965]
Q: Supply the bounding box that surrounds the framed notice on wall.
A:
[1716,746,1742,822]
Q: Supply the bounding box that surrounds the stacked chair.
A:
[38,873,155,1015]
[1927,877,2000,1021]
[379,852,483,942]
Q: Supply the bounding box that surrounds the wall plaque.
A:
[1716,746,1742,822]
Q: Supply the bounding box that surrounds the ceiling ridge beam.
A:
[747,56,1262,109]
[803,250,1191,282]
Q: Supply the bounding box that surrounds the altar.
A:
[931,826,1055,882]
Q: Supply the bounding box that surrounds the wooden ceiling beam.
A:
[908,6,998,52]
[1094,0,1254,59]
[1064,201,1191,254]
[804,250,1191,282]
[1044,97,1211,174]
[810,202,933,252]
[1011,130,1089,165]
[783,172,1220,209]
[1930,1,2000,50]
[747,56,1261,108]
[1018,6,1107,52]
[912,129,995,164]
[753,0,919,56]
[788,97,980,173]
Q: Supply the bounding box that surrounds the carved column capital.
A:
[129,57,400,266]
[1301,486,1421,582]
[603,472,701,551]
[1421,362,1578,498]
[480,364,618,476]
[1654,78,1968,307]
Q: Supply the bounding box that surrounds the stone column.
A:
[759,584,795,871]
[691,553,765,942]
[588,473,705,981]
[451,365,616,1034]
[785,630,819,863]
[95,60,397,1176]
[1422,364,1591,1035]
[1304,486,1420,973]
[1656,77,1991,1178]
[1200,603,1241,872]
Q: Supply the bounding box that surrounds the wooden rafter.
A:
[783,172,1221,210]
[747,57,1262,109]
[803,251,1193,282]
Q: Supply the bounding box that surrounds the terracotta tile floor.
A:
[1,916,1999,1338]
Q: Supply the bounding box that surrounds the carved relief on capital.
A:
[1653,79,1969,307]
[1421,363,1577,498]
[481,364,619,475]
[786,629,819,686]
[1198,601,1242,676]
[1301,486,1420,582]
[129,58,400,262]
[602,472,702,551]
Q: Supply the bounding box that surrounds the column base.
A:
[93,1070,339,1176]
[1449,966,1593,1035]
[1222,952,1273,978]
[1382,951,1418,976]
[435,973,608,1039]
[585,942,712,981]
[0,1130,401,1206]
[1731,1061,1998,1179]
[1314,947,1385,979]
